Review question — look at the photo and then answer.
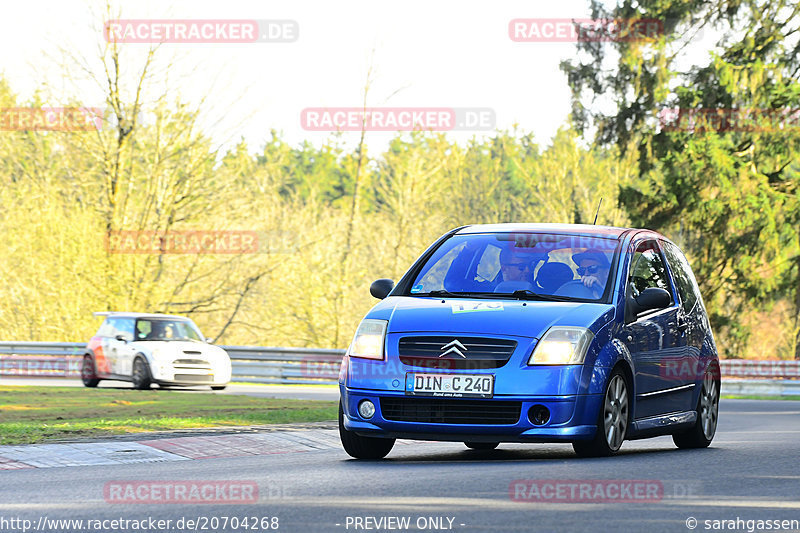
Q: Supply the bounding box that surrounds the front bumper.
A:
[151,359,231,386]
[340,386,602,443]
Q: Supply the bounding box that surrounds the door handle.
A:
[676,316,688,333]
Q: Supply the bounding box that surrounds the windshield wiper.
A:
[508,289,571,302]
[413,289,571,301]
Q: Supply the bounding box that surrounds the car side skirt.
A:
[627,410,697,440]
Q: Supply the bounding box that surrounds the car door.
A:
[114,317,137,376]
[104,318,123,375]
[660,240,705,407]
[105,317,135,376]
[93,318,115,376]
[619,239,688,419]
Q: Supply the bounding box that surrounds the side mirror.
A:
[206,337,215,344]
[633,287,671,314]
[370,278,395,299]
[114,334,128,343]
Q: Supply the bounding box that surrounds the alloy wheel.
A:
[700,371,719,440]
[603,374,629,451]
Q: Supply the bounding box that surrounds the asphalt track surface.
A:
[2,399,800,533]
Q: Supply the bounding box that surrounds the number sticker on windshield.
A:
[451,302,504,314]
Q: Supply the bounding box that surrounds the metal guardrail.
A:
[0,342,798,393]
[721,379,800,396]
[223,345,344,385]
[0,342,345,385]
[719,359,800,378]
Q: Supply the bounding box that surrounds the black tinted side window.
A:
[629,240,672,298]
[661,241,700,313]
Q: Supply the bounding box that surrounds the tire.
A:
[673,367,719,449]
[132,357,152,390]
[573,368,630,457]
[81,355,100,388]
[338,402,395,459]
[211,386,227,391]
[464,442,499,450]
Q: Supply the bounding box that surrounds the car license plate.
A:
[405,373,494,398]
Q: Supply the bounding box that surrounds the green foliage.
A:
[563,0,800,358]
[0,87,629,347]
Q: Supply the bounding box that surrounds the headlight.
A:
[347,319,387,360]
[528,327,594,365]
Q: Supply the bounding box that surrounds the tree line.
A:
[0,0,797,359]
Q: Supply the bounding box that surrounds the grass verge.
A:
[0,385,337,445]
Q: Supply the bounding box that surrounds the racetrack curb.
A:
[0,422,340,470]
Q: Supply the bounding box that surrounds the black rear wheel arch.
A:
[81,354,100,388]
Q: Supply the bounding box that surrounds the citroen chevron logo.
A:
[439,339,467,358]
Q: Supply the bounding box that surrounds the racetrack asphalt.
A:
[1,399,799,533]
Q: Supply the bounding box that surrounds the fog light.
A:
[358,400,376,419]
[528,405,550,426]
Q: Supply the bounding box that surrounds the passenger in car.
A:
[572,249,611,298]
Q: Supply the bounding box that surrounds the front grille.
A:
[399,336,517,369]
[173,374,213,382]
[174,359,208,365]
[380,397,521,425]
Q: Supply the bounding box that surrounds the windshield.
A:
[407,232,620,301]
[134,318,205,342]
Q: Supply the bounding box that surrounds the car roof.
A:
[93,312,193,320]
[455,223,665,240]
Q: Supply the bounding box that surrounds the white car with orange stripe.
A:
[81,312,231,390]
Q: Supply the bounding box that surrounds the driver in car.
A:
[572,249,611,298]
[499,248,534,283]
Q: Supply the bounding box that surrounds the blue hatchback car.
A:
[339,224,720,458]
